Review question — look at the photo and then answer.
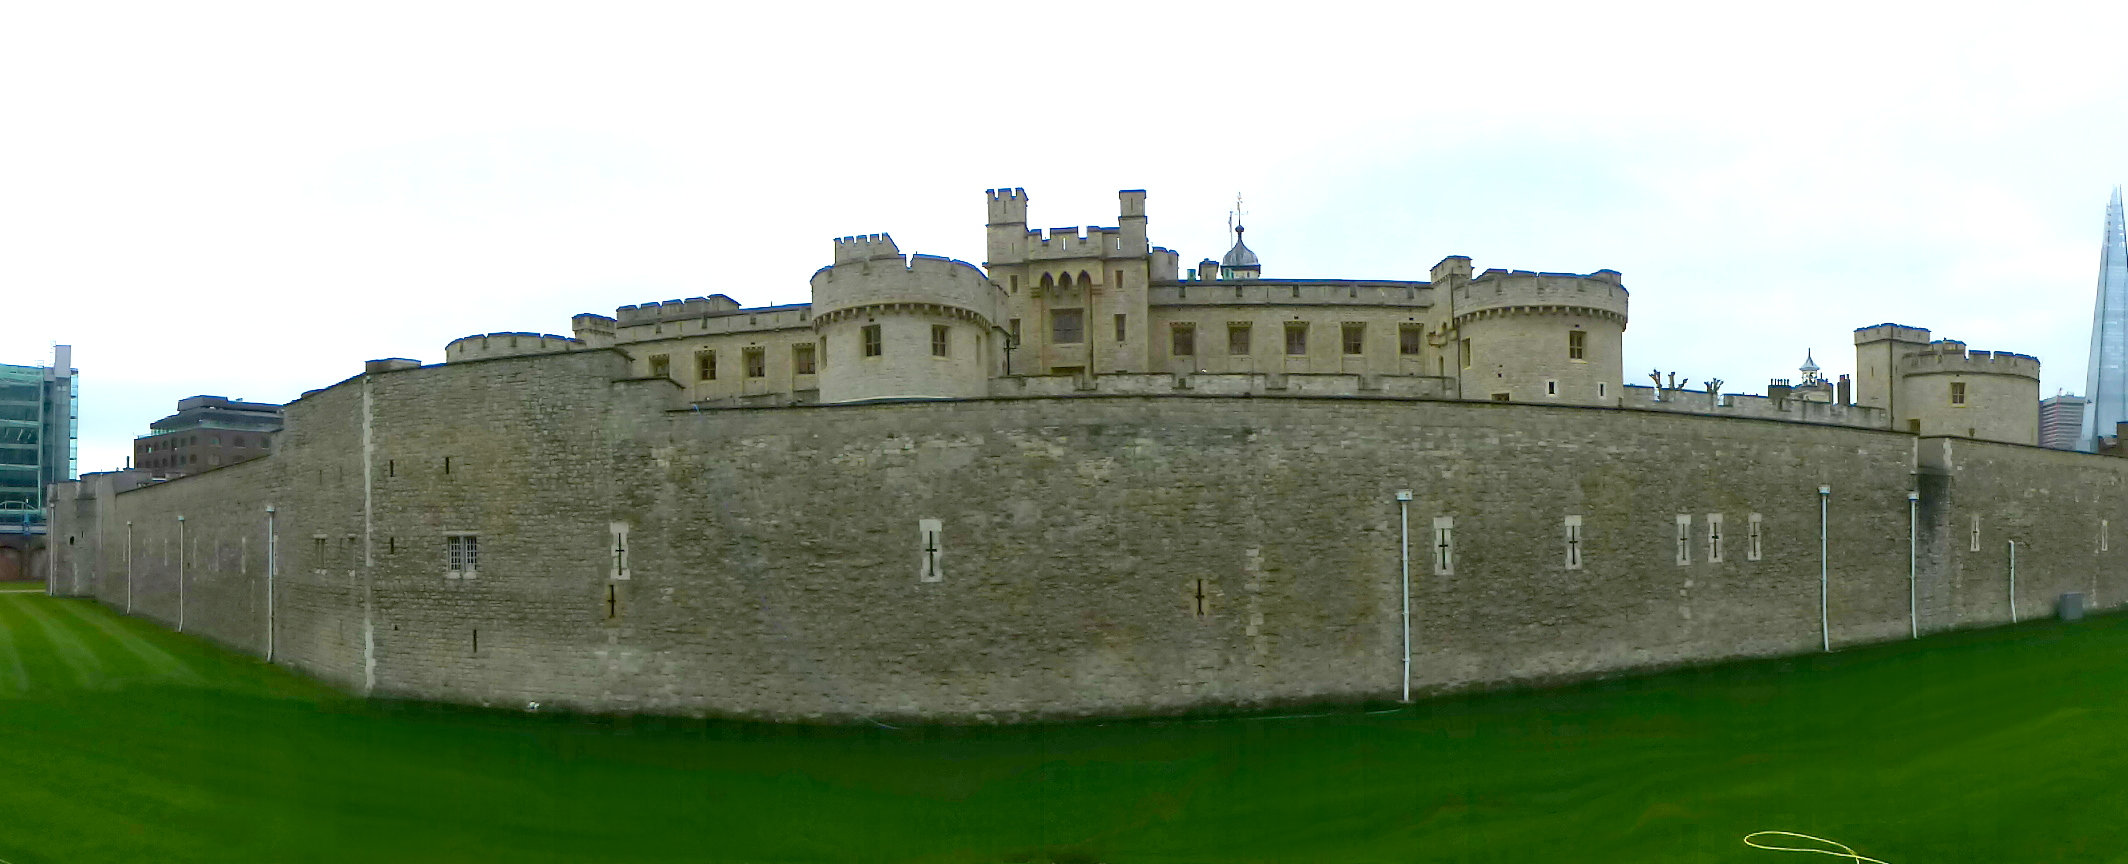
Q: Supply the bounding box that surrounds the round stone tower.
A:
[1445,263,1628,406]
[810,234,1005,403]
[1896,341,2041,444]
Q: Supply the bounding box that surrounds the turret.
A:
[1449,268,1628,406]
[812,237,1004,403]
[985,187,1028,266]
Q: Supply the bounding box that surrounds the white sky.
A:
[5,2,2126,475]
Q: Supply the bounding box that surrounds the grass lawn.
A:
[1,592,2124,863]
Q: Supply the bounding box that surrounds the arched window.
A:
[1039,273,1055,294]
[1077,271,1094,291]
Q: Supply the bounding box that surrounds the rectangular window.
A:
[1114,313,1127,342]
[1285,322,1308,355]
[1564,515,1583,570]
[2103,519,2111,553]
[1051,308,1084,344]
[1970,514,1981,552]
[1008,318,1021,344]
[1599,382,1607,399]
[932,325,951,357]
[1950,382,1966,405]
[312,535,327,570]
[610,522,631,581]
[1171,323,1196,356]
[1460,338,1473,369]
[1009,275,1020,294]
[744,347,766,378]
[1707,513,1724,564]
[1432,516,1454,576]
[1569,330,1587,360]
[793,343,816,375]
[696,350,716,381]
[1341,322,1365,355]
[446,534,479,577]
[1747,513,1763,561]
[862,324,883,357]
[648,354,671,378]
[1399,324,1424,356]
[1675,514,1692,565]
[1545,380,1558,397]
[918,518,943,583]
[1228,323,1251,355]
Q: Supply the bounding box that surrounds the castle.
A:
[45,187,2103,724]
[443,188,2039,443]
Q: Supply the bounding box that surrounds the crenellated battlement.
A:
[444,332,584,363]
[1898,346,2041,380]
[1853,323,1932,346]
[986,187,1028,225]
[1451,269,1629,325]
[1018,225,1132,261]
[833,233,903,265]
[614,295,744,325]
[811,247,1001,326]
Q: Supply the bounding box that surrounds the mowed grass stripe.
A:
[0,597,31,695]
[44,598,203,685]
[9,594,110,688]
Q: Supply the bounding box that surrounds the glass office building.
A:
[0,346,78,532]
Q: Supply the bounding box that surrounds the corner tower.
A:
[811,234,1005,403]
[1447,266,1627,405]
[985,187,1154,376]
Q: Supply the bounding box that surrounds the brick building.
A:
[132,395,282,479]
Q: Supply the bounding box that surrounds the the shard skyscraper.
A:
[2081,187,2128,450]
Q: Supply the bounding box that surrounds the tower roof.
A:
[1800,349,1819,373]
[1221,226,1259,268]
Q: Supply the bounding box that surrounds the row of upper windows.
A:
[141,434,264,453]
[1009,312,1592,366]
[1425,512,1765,575]
[648,344,819,382]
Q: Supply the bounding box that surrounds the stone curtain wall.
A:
[49,351,2128,722]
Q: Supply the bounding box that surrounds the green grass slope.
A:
[1,591,2124,863]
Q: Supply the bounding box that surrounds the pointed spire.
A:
[2109,186,2125,245]
[1219,192,1260,277]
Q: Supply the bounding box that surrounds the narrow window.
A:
[312,535,327,570]
[932,325,951,357]
[1970,515,1981,552]
[1113,268,1122,287]
[1228,323,1251,355]
[443,456,452,474]
[1707,513,1724,564]
[2104,519,2111,553]
[648,354,671,379]
[743,347,766,378]
[1599,382,1608,399]
[793,343,816,375]
[446,534,480,577]
[606,583,618,620]
[1460,338,1473,369]
[918,518,943,582]
[1171,323,1196,357]
[1285,321,1308,356]
[1950,382,1967,405]
[1399,324,1423,356]
[696,350,716,381]
[1114,313,1127,342]
[817,339,826,369]
[862,324,883,357]
[1568,330,1587,360]
[1008,318,1021,344]
[1193,578,1209,617]
[1491,393,1511,402]
[1545,380,1558,397]
[1747,513,1763,561]
[610,522,631,580]
[1341,323,1365,355]
[1432,516,1454,576]
[1050,308,1084,344]
[1563,515,1583,570]
[1009,275,1019,294]
[1675,514,1692,565]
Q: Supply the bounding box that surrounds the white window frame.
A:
[1747,512,1763,561]
[609,522,631,581]
[446,533,479,579]
[1970,515,1981,552]
[2103,520,2111,554]
[1563,515,1583,570]
[1706,513,1724,564]
[1675,514,1692,565]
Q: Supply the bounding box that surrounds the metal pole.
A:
[1396,490,1413,703]
[1907,490,1919,639]
[2008,540,2018,624]
[176,515,186,632]
[125,521,133,613]
[265,505,276,662]
[1819,485,1831,652]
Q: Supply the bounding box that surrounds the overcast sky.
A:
[6,2,2126,475]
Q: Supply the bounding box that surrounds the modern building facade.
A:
[0,346,77,528]
[2080,187,2128,451]
[2040,394,2088,451]
[132,395,282,479]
